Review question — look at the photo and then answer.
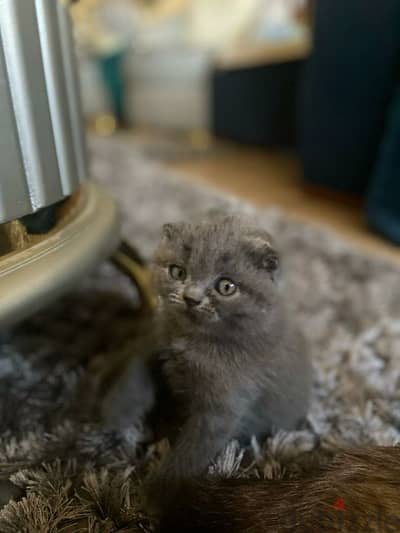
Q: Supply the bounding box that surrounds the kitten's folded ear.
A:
[244,230,280,280]
[162,222,185,240]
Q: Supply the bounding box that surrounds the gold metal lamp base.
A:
[0,183,120,328]
[111,241,156,315]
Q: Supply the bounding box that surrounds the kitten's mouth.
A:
[185,307,200,320]
[166,297,218,322]
[186,306,218,323]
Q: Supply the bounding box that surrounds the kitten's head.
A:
[152,215,281,332]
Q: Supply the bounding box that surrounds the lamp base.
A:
[0,183,120,328]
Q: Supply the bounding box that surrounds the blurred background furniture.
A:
[366,87,400,245]
[72,0,400,248]
[300,0,400,243]
[74,0,310,135]
[127,47,211,131]
[212,58,304,148]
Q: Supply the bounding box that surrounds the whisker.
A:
[169,295,184,305]
[200,306,218,318]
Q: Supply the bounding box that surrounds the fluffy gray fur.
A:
[150,213,312,485]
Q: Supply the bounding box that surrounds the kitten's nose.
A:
[184,295,202,308]
[183,286,202,308]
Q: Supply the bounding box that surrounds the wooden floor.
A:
[165,140,400,264]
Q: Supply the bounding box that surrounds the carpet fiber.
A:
[0,137,399,532]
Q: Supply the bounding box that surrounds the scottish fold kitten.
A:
[150,213,312,486]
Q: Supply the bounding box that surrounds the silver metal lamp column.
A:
[0,0,87,222]
[0,0,122,327]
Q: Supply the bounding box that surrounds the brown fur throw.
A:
[160,446,400,532]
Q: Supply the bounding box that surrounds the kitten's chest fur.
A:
[160,335,223,405]
[150,335,219,441]
[156,312,311,441]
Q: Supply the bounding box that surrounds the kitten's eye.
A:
[169,265,186,281]
[216,278,237,297]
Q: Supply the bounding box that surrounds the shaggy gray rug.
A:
[0,136,399,532]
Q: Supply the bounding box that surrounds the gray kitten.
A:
[150,213,312,486]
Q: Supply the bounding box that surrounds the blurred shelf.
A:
[216,30,312,70]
